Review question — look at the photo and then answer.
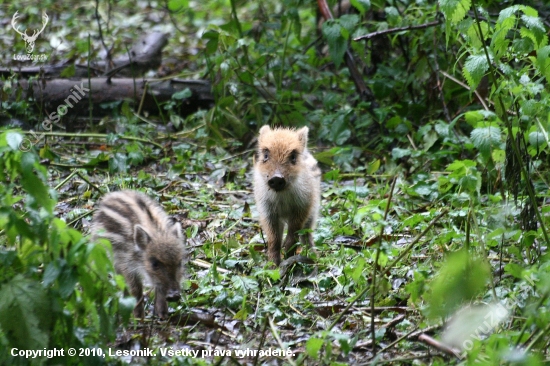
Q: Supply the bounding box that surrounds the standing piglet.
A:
[91,190,186,319]
[253,125,322,266]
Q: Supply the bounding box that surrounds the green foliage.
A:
[0,276,50,350]
[3,0,550,363]
[424,250,490,319]
[0,131,121,364]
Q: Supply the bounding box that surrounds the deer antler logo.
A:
[11,11,49,54]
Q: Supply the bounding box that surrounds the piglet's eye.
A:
[289,151,297,164]
[150,257,161,270]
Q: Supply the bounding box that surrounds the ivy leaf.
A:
[439,0,471,24]
[463,54,489,90]
[471,126,502,155]
[322,20,347,68]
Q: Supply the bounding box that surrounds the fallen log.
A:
[1,77,213,121]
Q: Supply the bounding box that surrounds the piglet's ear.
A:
[297,126,309,147]
[259,125,271,136]
[258,125,272,146]
[172,222,183,239]
[134,224,151,251]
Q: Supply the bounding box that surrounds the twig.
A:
[191,259,231,274]
[268,316,297,366]
[372,326,419,357]
[54,169,79,190]
[67,209,94,227]
[417,333,459,357]
[19,131,164,150]
[76,171,101,193]
[354,20,441,41]
[439,70,489,111]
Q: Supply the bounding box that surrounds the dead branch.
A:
[417,333,460,357]
[354,20,441,41]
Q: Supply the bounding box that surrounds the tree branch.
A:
[354,20,441,41]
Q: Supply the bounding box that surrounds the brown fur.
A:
[253,126,321,266]
[91,190,186,319]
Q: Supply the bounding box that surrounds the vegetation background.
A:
[0,0,550,364]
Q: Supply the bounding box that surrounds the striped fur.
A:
[91,190,186,319]
[253,126,321,266]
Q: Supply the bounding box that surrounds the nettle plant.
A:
[422,1,550,362]
[0,131,129,364]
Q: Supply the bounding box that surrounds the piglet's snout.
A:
[268,173,286,191]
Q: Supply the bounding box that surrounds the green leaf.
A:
[168,0,189,11]
[392,148,411,159]
[351,257,365,283]
[339,15,359,35]
[520,14,547,49]
[322,20,347,68]
[528,131,546,149]
[60,64,76,78]
[350,0,370,15]
[306,337,324,359]
[231,276,258,293]
[109,152,128,173]
[463,54,489,90]
[172,88,192,100]
[466,21,489,49]
[119,296,136,323]
[439,0,471,24]
[424,250,490,319]
[43,262,62,286]
[20,153,54,213]
[536,46,550,82]
[367,159,380,174]
[58,264,79,299]
[470,126,502,155]
[5,132,23,151]
[0,275,50,349]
